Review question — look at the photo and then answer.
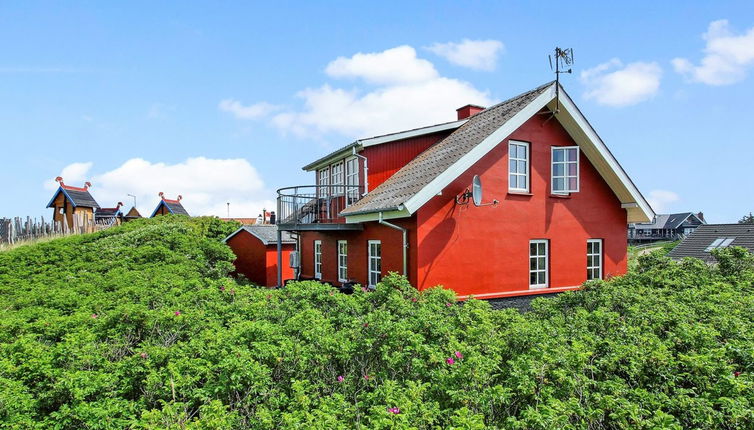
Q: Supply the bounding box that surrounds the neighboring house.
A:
[150,193,189,217]
[273,81,654,299]
[668,224,754,262]
[628,212,706,243]
[219,217,258,225]
[224,225,296,286]
[123,206,143,222]
[46,177,100,230]
[95,202,124,225]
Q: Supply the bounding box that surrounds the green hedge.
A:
[1,216,753,429]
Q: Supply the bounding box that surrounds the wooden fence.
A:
[0,214,118,248]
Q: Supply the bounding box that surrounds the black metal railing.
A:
[277,185,364,226]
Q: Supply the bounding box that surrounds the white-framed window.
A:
[508,141,529,192]
[318,167,330,198]
[587,239,603,280]
[529,240,548,289]
[331,161,344,196]
[551,146,579,194]
[314,240,322,279]
[337,240,348,282]
[368,240,381,287]
[345,156,360,205]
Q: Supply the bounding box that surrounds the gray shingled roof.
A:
[46,186,100,209]
[224,225,296,245]
[634,212,699,230]
[667,224,754,262]
[164,201,189,216]
[340,82,554,216]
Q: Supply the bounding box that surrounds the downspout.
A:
[352,146,369,196]
[378,212,407,276]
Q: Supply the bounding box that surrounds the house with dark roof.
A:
[223,225,296,286]
[46,177,100,230]
[668,224,754,262]
[150,193,189,217]
[628,212,706,243]
[274,81,654,299]
[95,202,124,225]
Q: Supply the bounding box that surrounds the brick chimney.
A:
[456,104,485,120]
[696,212,705,222]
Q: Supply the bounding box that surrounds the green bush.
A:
[0,217,753,428]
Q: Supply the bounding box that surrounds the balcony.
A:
[276,185,365,231]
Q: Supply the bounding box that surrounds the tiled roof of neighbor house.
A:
[667,224,754,262]
[634,212,701,230]
[46,184,100,209]
[223,224,296,245]
[124,207,142,218]
[340,82,553,216]
[95,205,122,217]
[150,194,189,217]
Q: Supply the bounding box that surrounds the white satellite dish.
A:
[472,175,483,206]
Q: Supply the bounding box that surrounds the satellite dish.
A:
[472,175,482,206]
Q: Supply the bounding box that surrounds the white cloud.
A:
[672,19,754,85]
[44,162,94,190]
[46,158,275,217]
[426,39,504,71]
[324,45,438,85]
[221,45,494,138]
[580,58,662,107]
[219,99,280,120]
[646,189,680,213]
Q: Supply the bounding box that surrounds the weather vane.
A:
[548,47,574,113]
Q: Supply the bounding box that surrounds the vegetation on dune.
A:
[1,217,753,429]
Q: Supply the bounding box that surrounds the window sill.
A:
[507,191,533,196]
[549,193,571,199]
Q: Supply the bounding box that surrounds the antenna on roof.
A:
[548,47,574,114]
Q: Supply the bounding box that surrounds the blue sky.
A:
[1,1,753,222]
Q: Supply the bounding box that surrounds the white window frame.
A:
[345,156,360,205]
[331,161,344,196]
[318,167,330,198]
[508,141,530,193]
[587,239,603,280]
[368,240,381,287]
[551,146,580,194]
[337,240,348,282]
[529,240,548,289]
[313,240,322,279]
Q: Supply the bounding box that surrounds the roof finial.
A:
[159,192,165,199]
[116,202,123,208]
[84,181,92,189]
[548,47,574,114]
[177,195,183,201]
[55,176,64,185]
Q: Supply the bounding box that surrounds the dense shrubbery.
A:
[1,217,753,429]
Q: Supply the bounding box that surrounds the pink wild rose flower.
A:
[455,351,463,359]
[387,407,400,414]
[446,357,455,365]
[174,311,181,316]
[337,375,344,382]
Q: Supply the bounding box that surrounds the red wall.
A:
[362,130,453,191]
[415,111,628,298]
[299,217,417,286]
[226,231,295,287]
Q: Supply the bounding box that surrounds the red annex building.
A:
[224,225,296,287]
[275,82,654,299]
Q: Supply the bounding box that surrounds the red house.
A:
[275,81,654,299]
[224,225,296,287]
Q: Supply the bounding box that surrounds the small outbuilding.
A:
[224,225,296,287]
[151,193,189,217]
[123,206,142,222]
[46,177,99,230]
[95,202,124,225]
[668,224,754,262]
